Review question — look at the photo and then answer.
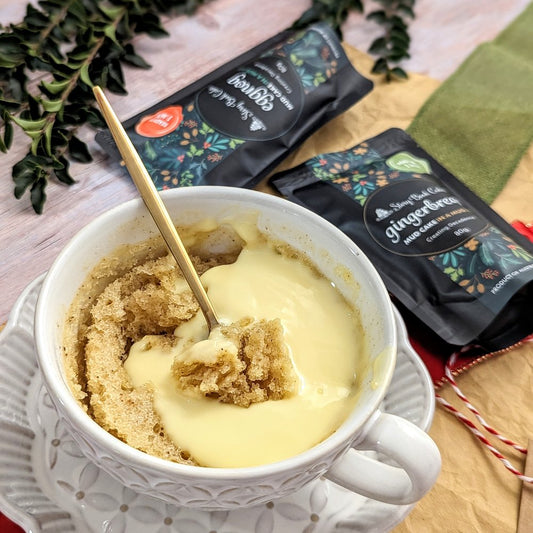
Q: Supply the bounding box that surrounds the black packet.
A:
[96,23,372,189]
[270,128,533,351]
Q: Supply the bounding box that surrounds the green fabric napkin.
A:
[407,2,533,204]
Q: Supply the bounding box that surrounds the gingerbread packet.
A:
[270,128,533,384]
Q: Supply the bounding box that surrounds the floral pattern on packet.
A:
[428,227,533,297]
[266,27,341,94]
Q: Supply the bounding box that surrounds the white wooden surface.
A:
[0,0,530,323]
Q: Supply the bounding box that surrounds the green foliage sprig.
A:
[293,0,415,80]
[0,0,208,213]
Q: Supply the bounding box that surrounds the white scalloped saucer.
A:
[0,276,435,533]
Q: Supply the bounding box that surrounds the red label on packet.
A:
[512,220,533,243]
[135,106,184,138]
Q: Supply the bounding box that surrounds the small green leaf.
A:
[68,135,92,163]
[200,123,215,135]
[134,13,169,38]
[187,145,204,157]
[387,50,410,62]
[12,116,47,131]
[12,156,40,198]
[24,4,49,29]
[398,5,415,18]
[43,122,54,154]
[53,156,76,185]
[108,60,125,86]
[40,78,70,95]
[123,44,151,69]
[391,67,408,79]
[84,106,105,128]
[30,132,42,155]
[104,24,119,44]
[68,49,92,61]
[99,5,124,21]
[390,27,410,43]
[30,177,47,214]
[26,94,42,120]
[368,37,388,55]
[0,98,22,112]
[0,57,19,68]
[479,244,494,266]
[371,57,389,74]
[54,166,75,185]
[13,171,37,199]
[0,35,27,64]
[2,120,13,151]
[229,138,244,149]
[366,10,387,24]
[390,15,408,29]
[80,63,93,87]
[106,72,127,94]
[391,36,409,49]
[68,0,87,23]
[41,98,63,113]
[144,141,157,160]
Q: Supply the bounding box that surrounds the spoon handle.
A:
[93,86,220,332]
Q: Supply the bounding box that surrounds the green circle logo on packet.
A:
[386,152,431,175]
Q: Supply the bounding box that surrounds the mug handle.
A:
[324,410,441,505]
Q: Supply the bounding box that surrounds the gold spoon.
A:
[93,86,220,332]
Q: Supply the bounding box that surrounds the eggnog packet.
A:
[96,23,372,189]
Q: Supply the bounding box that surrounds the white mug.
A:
[34,186,440,510]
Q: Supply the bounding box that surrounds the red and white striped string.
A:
[436,349,533,484]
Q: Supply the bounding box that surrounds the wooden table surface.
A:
[1,1,531,532]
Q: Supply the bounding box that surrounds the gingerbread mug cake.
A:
[63,215,366,469]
